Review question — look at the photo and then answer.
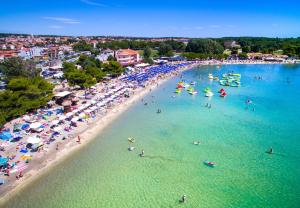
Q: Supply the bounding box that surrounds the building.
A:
[115,49,140,66]
[0,50,18,60]
[97,49,114,62]
[30,47,43,58]
[224,41,239,48]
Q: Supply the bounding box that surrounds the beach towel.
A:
[20,149,28,153]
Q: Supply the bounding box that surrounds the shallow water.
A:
[4,64,300,208]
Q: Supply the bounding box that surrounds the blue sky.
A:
[1,0,300,37]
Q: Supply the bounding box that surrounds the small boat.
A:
[229,82,240,87]
[208,73,214,80]
[203,160,215,167]
[190,81,196,85]
[220,92,227,97]
[213,77,219,81]
[184,84,190,88]
[175,89,182,94]
[189,91,198,95]
[193,141,200,145]
[128,137,135,143]
[218,88,225,93]
[203,87,211,93]
[231,73,241,77]
[205,91,214,97]
[128,146,135,151]
[187,87,194,92]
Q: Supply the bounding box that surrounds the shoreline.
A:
[0,62,193,206]
[0,61,296,206]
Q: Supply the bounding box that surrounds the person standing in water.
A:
[140,149,145,157]
[267,147,273,154]
[181,195,187,203]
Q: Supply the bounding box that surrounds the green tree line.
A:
[0,58,53,126]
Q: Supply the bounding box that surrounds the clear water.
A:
[4,64,300,208]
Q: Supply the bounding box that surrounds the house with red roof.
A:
[115,49,140,66]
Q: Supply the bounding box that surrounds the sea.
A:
[4,64,300,208]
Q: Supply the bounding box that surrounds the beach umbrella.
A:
[71,117,79,122]
[78,106,86,111]
[0,157,9,166]
[21,123,30,130]
[58,115,67,121]
[23,115,31,122]
[27,136,41,144]
[13,124,22,132]
[51,120,60,126]
[0,132,13,141]
[84,109,92,114]
[62,100,72,107]
[29,122,42,129]
[53,126,62,132]
[20,155,32,161]
[66,112,73,118]
[90,106,98,111]
[79,113,86,118]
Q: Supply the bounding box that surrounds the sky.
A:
[0,0,300,38]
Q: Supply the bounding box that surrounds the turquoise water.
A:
[4,64,300,208]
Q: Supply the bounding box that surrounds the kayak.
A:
[218,88,225,93]
[205,92,214,97]
[189,91,198,95]
[203,160,215,167]
[220,92,227,97]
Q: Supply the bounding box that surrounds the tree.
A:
[143,47,152,59]
[238,52,248,60]
[0,57,40,80]
[158,43,174,57]
[242,46,251,53]
[107,55,116,61]
[0,77,53,126]
[186,39,224,54]
[102,61,124,77]
[73,40,93,52]
[66,69,96,88]
[85,66,106,81]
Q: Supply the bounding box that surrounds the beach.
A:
[0,62,196,206]
[1,61,299,208]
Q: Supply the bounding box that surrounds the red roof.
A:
[117,49,138,56]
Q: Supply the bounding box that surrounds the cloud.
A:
[210,25,220,28]
[195,26,203,30]
[48,25,63,29]
[227,25,236,28]
[80,0,106,7]
[43,16,80,24]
